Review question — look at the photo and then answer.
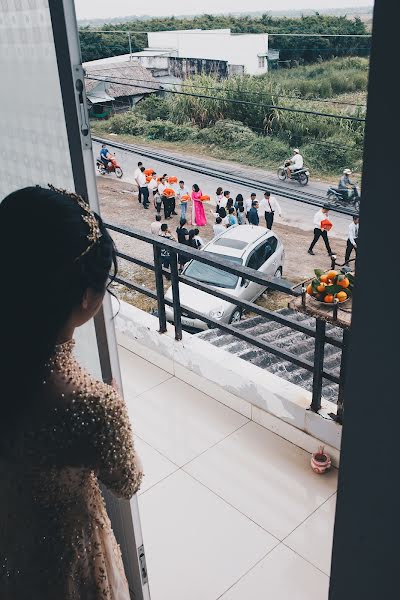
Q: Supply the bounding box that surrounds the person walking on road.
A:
[248,201,260,226]
[191,184,207,227]
[308,205,334,256]
[176,180,191,220]
[259,191,282,230]
[134,161,144,203]
[345,215,359,265]
[137,166,150,209]
[245,193,257,220]
[158,177,171,219]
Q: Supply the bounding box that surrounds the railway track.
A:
[93,135,358,216]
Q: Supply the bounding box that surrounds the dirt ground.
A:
[97,176,348,314]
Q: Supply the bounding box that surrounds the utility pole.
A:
[128,31,132,60]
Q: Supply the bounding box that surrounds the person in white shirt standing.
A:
[245,193,257,219]
[259,191,282,230]
[345,215,359,265]
[287,149,303,178]
[148,173,160,212]
[137,166,150,209]
[150,214,162,235]
[176,180,191,220]
[213,216,226,237]
[308,204,334,256]
[134,161,144,203]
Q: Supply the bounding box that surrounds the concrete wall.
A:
[148,30,268,75]
[114,300,342,466]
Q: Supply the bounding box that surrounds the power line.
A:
[88,68,367,107]
[85,75,366,121]
[79,29,372,37]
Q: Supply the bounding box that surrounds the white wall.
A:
[148,30,268,75]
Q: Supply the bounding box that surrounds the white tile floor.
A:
[119,343,338,600]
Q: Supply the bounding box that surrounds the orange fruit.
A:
[306,284,313,295]
[324,294,334,303]
[336,291,348,302]
[338,277,350,288]
[326,270,338,281]
[320,274,329,283]
[317,283,326,293]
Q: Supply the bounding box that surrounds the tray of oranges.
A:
[306,269,353,305]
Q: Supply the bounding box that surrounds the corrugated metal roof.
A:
[84,62,160,99]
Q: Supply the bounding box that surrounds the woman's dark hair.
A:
[194,228,199,235]
[188,229,196,239]
[226,198,234,210]
[228,207,235,214]
[192,184,200,193]
[223,190,230,197]
[216,187,223,196]
[216,217,222,224]
[236,194,243,203]
[219,207,227,218]
[0,186,117,431]
[239,206,245,212]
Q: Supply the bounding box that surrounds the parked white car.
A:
[165,225,285,330]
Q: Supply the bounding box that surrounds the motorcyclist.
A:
[287,148,303,177]
[338,168,355,199]
[99,144,111,169]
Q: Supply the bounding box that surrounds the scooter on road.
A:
[96,153,123,178]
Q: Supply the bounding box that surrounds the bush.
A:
[142,119,195,141]
[134,95,172,121]
[105,113,146,135]
[246,136,289,163]
[195,120,256,146]
[302,135,363,175]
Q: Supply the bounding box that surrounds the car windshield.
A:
[184,253,243,289]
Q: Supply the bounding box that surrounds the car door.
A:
[243,237,279,301]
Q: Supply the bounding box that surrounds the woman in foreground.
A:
[0,186,143,600]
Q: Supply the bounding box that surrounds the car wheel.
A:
[229,308,242,324]
[274,268,282,279]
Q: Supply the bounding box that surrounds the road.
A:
[93,140,350,240]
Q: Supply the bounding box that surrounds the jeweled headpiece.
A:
[48,184,102,260]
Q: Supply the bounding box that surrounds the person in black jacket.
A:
[247,201,260,226]
[176,218,189,272]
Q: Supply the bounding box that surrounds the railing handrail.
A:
[106,222,300,296]
[106,221,346,422]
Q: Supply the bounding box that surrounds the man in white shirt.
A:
[148,173,160,212]
[176,180,191,220]
[137,166,150,209]
[150,214,162,235]
[345,215,359,265]
[213,216,226,237]
[308,205,334,256]
[134,161,144,203]
[259,191,282,230]
[245,193,257,218]
[158,177,172,219]
[287,149,304,177]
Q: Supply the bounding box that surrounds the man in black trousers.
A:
[345,215,359,265]
[308,204,334,256]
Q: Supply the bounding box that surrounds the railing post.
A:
[169,251,183,341]
[336,328,350,424]
[311,318,326,412]
[153,245,167,334]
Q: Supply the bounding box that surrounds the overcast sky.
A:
[75,0,373,20]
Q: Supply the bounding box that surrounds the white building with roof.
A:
[147,28,269,75]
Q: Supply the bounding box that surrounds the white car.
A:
[165,225,285,330]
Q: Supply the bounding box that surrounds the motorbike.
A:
[96,153,123,178]
[277,160,310,186]
[326,184,360,212]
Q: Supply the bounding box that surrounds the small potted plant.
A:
[311,445,331,474]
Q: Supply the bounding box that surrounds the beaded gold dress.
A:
[0,340,143,600]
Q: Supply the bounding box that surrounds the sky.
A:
[75,0,373,20]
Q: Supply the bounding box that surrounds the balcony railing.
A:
[106,222,346,423]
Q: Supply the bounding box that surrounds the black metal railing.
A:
[106,222,347,423]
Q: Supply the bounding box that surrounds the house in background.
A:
[83,62,161,118]
[147,29,269,75]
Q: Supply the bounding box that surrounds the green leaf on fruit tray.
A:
[325,284,342,294]
[314,269,324,277]
[347,273,355,283]
[311,279,319,292]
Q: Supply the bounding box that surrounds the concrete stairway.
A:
[196,308,342,403]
